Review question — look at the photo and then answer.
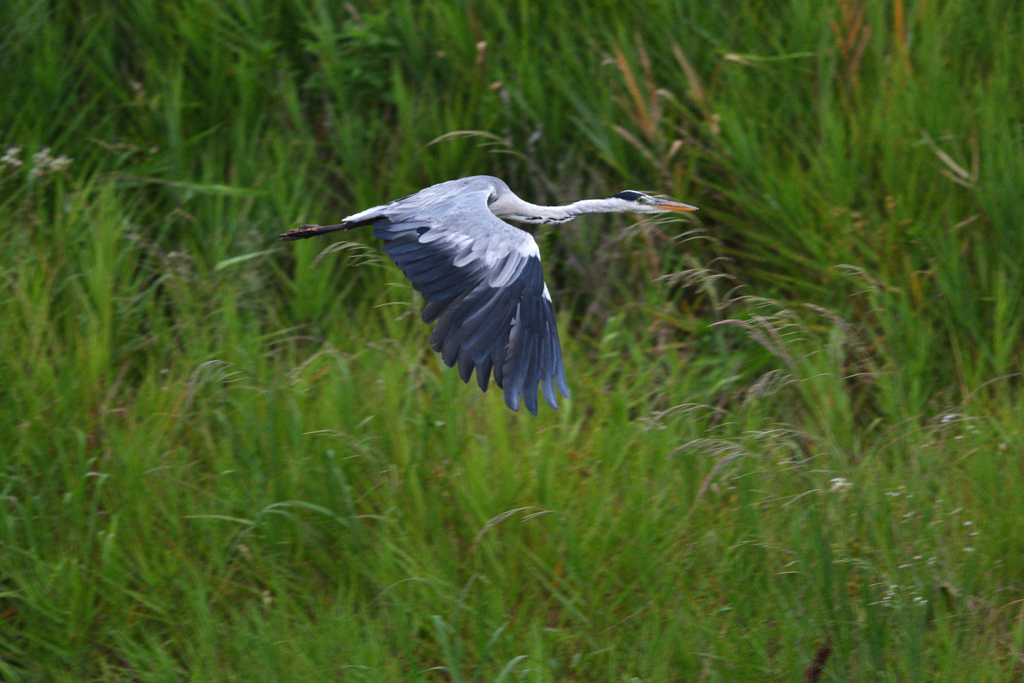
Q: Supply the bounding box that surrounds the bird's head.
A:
[608,190,698,214]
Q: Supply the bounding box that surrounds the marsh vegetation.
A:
[1,1,1023,679]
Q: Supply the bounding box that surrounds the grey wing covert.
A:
[372,218,570,415]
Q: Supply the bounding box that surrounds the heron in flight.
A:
[280,176,697,415]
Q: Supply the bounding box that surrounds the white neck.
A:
[489,196,631,225]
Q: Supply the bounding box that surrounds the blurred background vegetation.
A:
[1,0,1023,680]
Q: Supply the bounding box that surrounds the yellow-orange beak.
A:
[651,197,699,212]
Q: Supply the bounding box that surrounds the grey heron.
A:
[280,176,697,415]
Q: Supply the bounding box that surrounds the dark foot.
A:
[279,223,347,241]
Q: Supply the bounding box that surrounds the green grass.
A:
[2,0,1023,679]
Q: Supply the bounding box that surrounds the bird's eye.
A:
[637,195,651,204]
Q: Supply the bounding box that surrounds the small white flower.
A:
[829,477,853,493]
[49,155,72,172]
[27,147,73,178]
[0,146,23,168]
[33,148,53,166]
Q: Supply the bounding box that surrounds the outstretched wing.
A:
[345,177,570,415]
